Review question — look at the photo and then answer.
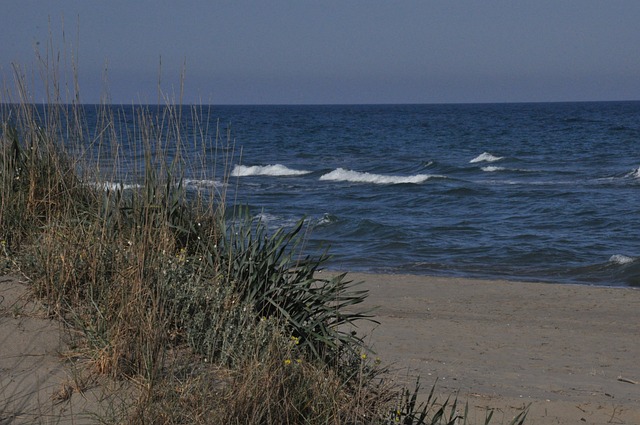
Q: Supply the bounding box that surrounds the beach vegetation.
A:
[0,47,528,424]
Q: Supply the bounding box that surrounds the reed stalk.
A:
[0,43,528,424]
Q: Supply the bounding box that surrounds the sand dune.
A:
[2,272,639,424]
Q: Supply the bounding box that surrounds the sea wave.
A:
[625,166,640,179]
[255,212,279,223]
[481,166,534,173]
[609,254,636,265]
[470,152,504,163]
[87,181,141,191]
[319,168,439,185]
[316,213,339,226]
[255,212,301,229]
[184,178,223,188]
[232,164,312,177]
[481,166,506,172]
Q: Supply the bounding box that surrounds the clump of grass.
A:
[1,67,379,418]
[131,323,394,424]
[172,211,373,366]
[0,47,528,424]
[388,378,528,425]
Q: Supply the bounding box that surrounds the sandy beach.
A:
[2,272,639,424]
[344,272,640,425]
[0,276,130,424]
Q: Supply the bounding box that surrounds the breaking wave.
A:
[232,164,311,177]
[481,166,506,172]
[470,152,504,163]
[609,254,636,265]
[87,181,141,191]
[319,168,440,185]
[184,179,223,188]
[625,166,640,179]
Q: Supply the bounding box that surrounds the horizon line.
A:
[4,99,640,107]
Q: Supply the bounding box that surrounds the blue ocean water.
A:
[74,102,640,286]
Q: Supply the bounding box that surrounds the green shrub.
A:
[0,56,529,423]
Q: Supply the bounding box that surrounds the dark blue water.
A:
[216,103,640,287]
[39,102,640,286]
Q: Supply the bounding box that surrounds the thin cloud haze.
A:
[1,1,639,104]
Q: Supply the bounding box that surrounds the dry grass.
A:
[0,45,528,424]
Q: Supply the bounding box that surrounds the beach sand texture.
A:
[0,276,130,425]
[345,272,640,425]
[2,272,639,424]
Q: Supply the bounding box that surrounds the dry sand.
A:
[343,272,640,425]
[0,276,130,425]
[2,272,639,424]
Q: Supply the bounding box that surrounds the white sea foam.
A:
[481,166,505,172]
[231,164,311,177]
[319,168,438,185]
[609,254,635,265]
[256,212,279,223]
[625,166,640,179]
[316,213,338,226]
[470,152,504,163]
[184,178,223,188]
[87,182,141,191]
[255,212,301,229]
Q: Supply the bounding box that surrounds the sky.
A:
[1,1,639,105]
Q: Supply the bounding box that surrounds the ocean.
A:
[53,102,640,286]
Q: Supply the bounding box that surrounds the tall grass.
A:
[0,52,528,424]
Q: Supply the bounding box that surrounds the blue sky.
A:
[1,1,639,104]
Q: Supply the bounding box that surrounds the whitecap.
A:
[609,254,635,265]
[231,164,311,177]
[183,178,223,188]
[625,166,640,179]
[481,166,505,172]
[255,212,301,229]
[316,213,338,226]
[470,152,504,163]
[87,181,141,191]
[319,168,439,185]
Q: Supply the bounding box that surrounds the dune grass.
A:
[0,55,528,424]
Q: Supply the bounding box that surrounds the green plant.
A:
[1,46,530,423]
[389,378,529,425]
[218,213,373,361]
